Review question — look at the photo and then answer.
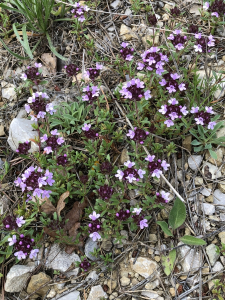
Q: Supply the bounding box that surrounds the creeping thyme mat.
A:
[1,0,225,299]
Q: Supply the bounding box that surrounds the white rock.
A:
[7,118,39,153]
[85,238,99,261]
[130,257,158,278]
[145,279,159,290]
[202,203,215,215]
[58,291,81,300]
[0,195,10,215]
[212,261,224,272]
[213,189,225,210]
[200,188,211,197]
[188,155,203,170]
[125,8,132,15]
[87,271,99,281]
[5,265,35,292]
[177,242,201,273]
[16,109,27,119]
[110,0,121,9]
[190,4,201,15]
[220,213,225,221]
[120,24,137,41]
[202,162,222,179]
[1,81,17,101]
[141,290,159,299]
[46,244,80,276]
[87,285,108,300]
[47,289,56,298]
[120,276,130,286]
[206,244,219,266]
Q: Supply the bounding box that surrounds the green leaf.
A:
[161,249,176,276]
[46,32,68,61]
[168,198,186,230]
[157,221,173,236]
[180,235,206,246]
[194,145,204,152]
[191,140,202,146]
[0,38,30,60]
[209,149,217,160]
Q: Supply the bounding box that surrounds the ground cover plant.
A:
[1,0,225,299]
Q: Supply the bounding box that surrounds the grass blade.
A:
[46,32,68,61]
[0,38,30,60]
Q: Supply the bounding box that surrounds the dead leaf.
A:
[40,197,56,214]
[57,191,70,217]
[43,226,58,238]
[41,53,57,77]
[64,199,88,231]
[68,222,80,237]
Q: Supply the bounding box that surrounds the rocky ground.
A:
[1,0,225,299]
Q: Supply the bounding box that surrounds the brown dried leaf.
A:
[57,191,70,217]
[41,53,57,76]
[40,197,56,214]
[43,227,57,238]
[68,222,80,237]
[64,199,88,231]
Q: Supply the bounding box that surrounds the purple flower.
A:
[46,103,56,115]
[211,12,219,17]
[203,2,209,10]
[120,43,134,61]
[8,235,17,246]
[164,119,174,127]
[147,13,158,26]
[159,73,186,94]
[80,258,91,271]
[26,92,51,120]
[133,208,142,215]
[124,161,135,168]
[29,249,39,259]
[138,47,168,74]
[168,30,187,51]
[191,106,199,113]
[89,211,100,221]
[138,169,146,178]
[116,209,130,221]
[191,107,214,127]
[145,155,155,162]
[208,121,216,129]
[82,123,91,131]
[170,7,181,16]
[51,129,60,136]
[44,147,52,154]
[126,128,149,144]
[140,219,148,229]
[65,64,80,76]
[90,232,101,241]
[98,184,114,200]
[14,251,26,260]
[161,160,170,170]
[146,157,169,178]
[82,85,100,104]
[115,170,124,180]
[194,34,215,53]
[57,154,68,166]
[41,134,48,142]
[156,191,170,204]
[85,63,103,81]
[57,137,64,145]
[16,216,26,227]
[119,78,151,101]
[22,64,43,84]
[205,106,214,114]
[100,161,113,174]
[3,215,18,230]
[88,219,102,233]
[16,141,31,155]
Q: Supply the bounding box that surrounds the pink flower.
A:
[168,98,178,105]
[14,251,26,260]
[133,207,142,215]
[138,169,146,178]
[195,117,204,125]
[145,155,155,162]
[164,119,174,127]
[159,105,167,114]
[115,170,124,180]
[8,235,17,246]
[140,219,148,229]
[127,130,135,139]
[126,174,136,183]
[179,83,186,91]
[124,161,135,168]
[211,12,219,17]
[203,2,209,10]
[29,249,39,259]
[161,160,170,171]
[82,123,91,131]
[41,134,48,142]
[90,232,101,241]
[152,169,162,178]
[16,216,26,227]
[160,191,170,203]
[194,44,202,52]
[205,106,214,114]
[20,73,27,81]
[191,106,199,113]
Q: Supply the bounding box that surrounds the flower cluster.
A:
[145,155,170,178]
[137,47,168,75]
[57,154,68,166]
[188,24,199,34]
[41,129,65,154]
[119,78,151,101]
[120,42,134,61]
[100,161,113,174]
[88,211,101,241]
[65,64,80,76]
[84,63,103,81]
[98,184,114,200]
[115,161,145,183]
[170,7,181,16]
[3,215,25,231]
[25,92,56,121]
[20,63,43,83]
[127,127,149,144]
[168,29,187,50]
[194,33,215,53]
[191,106,216,129]
[158,98,188,127]
[71,2,89,22]
[147,13,158,26]
[155,191,170,204]
[204,1,225,18]
[116,209,130,221]
[131,208,148,229]
[11,234,39,260]
[16,141,31,155]
[82,123,99,140]
[82,85,100,104]
[159,73,186,93]
[14,166,54,199]
[80,258,91,271]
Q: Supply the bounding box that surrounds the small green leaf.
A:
[168,198,186,230]
[157,221,173,236]
[209,149,217,160]
[191,140,201,146]
[161,249,176,276]
[180,235,206,246]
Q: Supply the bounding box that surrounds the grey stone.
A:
[0,195,10,215]
[101,239,112,251]
[8,118,39,153]
[1,81,17,101]
[86,271,99,281]
[220,213,225,221]
[202,203,215,215]
[200,187,211,197]
[202,162,222,179]
[177,242,201,272]
[141,290,159,299]
[85,238,99,261]
[130,257,158,278]
[120,276,130,286]
[110,0,121,9]
[206,244,219,266]
[212,261,223,272]
[125,8,132,15]
[46,244,80,276]
[58,291,80,300]
[17,109,27,119]
[5,265,35,292]
[87,285,108,300]
[213,189,225,210]
[188,155,203,170]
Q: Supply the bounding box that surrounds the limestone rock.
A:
[202,203,215,215]
[58,291,81,300]
[87,285,108,300]
[190,4,201,15]
[202,162,221,179]
[46,244,80,276]
[27,272,51,299]
[212,261,223,272]
[130,257,158,278]
[8,118,39,153]
[0,195,10,215]
[5,265,35,293]
[218,231,225,244]
[85,238,99,261]
[141,290,159,299]
[120,276,130,286]
[188,155,203,171]
[110,0,121,9]
[0,125,5,136]
[87,271,99,281]
[218,181,225,193]
[213,189,225,210]
[177,242,201,272]
[206,244,219,266]
[1,81,17,101]
[120,24,137,41]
